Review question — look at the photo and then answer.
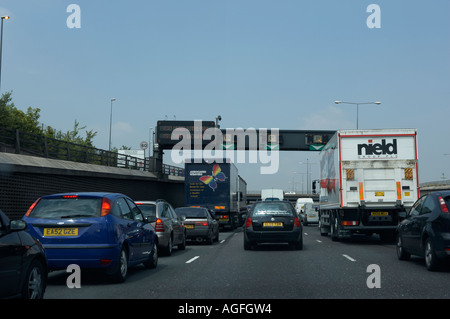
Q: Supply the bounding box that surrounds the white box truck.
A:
[261,189,284,201]
[315,129,419,241]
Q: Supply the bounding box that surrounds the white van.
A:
[302,202,319,225]
[295,198,313,214]
[295,198,318,225]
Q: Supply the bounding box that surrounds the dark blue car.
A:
[23,192,158,282]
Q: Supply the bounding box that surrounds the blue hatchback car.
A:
[23,192,158,282]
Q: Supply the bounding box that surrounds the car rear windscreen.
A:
[252,202,295,216]
[28,198,102,219]
[138,204,156,217]
[175,208,207,218]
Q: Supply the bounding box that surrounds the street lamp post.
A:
[335,100,381,129]
[0,16,10,92]
[299,159,317,194]
[108,98,116,151]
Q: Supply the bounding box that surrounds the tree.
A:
[0,92,97,147]
[0,91,43,135]
[46,120,97,148]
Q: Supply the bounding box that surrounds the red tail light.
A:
[195,221,208,226]
[341,221,359,226]
[155,218,165,232]
[438,196,449,213]
[294,217,301,227]
[100,259,112,266]
[245,217,252,228]
[25,198,41,217]
[101,198,112,216]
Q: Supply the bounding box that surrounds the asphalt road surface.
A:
[44,225,450,300]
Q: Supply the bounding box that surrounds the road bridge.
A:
[0,152,184,220]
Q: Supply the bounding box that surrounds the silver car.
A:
[175,207,219,244]
[136,200,186,256]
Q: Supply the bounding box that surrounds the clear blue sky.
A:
[1,0,449,191]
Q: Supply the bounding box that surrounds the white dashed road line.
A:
[185,256,200,264]
[342,254,356,262]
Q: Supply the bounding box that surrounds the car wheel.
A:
[207,231,214,245]
[144,241,158,269]
[214,229,219,242]
[163,236,173,256]
[293,237,303,250]
[396,233,410,261]
[22,259,46,299]
[178,231,186,250]
[425,238,440,271]
[110,247,128,283]
[244,236,253,250]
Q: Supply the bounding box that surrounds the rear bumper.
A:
[244,228,302,244]
[43,244,119,270]
[186,228,210,239]
[156,232,170,247]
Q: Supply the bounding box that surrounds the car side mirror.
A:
[179,215,186,221]
[10,220,27,231]
[399,211,407,219]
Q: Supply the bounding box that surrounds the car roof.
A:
[40,192,128,199]
[430,190,450,197]
[135,201,157,205]
[257,200,292,203]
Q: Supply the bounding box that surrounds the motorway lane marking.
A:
[186,256,200,264]
[316,240,322,243]
[220,240,226,244]
[343,254,356,262]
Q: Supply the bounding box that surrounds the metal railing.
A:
[0,126,184,177]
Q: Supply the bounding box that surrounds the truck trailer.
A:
[316,129,419,241]
[184,160,247,229]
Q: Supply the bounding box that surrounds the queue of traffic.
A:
[1,189,450,300]
[0,192,222,299]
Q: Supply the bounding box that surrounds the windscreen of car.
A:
[175,208,207,218]
[138,204,156,217]
[28,197,102,219]
[252,202,295,217]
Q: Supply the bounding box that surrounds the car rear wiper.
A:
[60,214,93,219]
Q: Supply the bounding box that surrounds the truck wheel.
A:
[319,220,328,236]
[330,216,340,241]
